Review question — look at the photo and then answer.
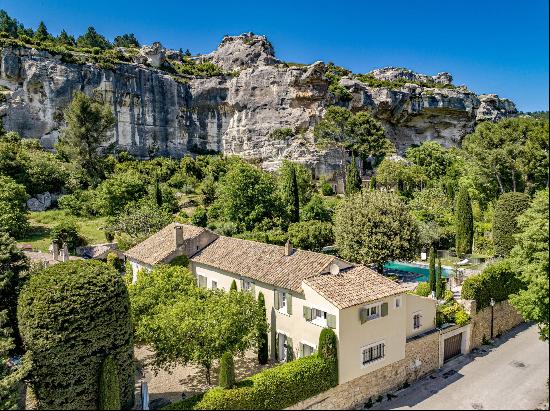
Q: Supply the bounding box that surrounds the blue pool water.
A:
[383,261,454,283]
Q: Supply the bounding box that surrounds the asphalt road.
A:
[364,323,549,410]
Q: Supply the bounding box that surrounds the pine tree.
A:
[257,292,269,365]
[455,186,474,255]
[34,21,50,42]
[428,246,436,293]
[345,156,362,195]
[436,258,443,299]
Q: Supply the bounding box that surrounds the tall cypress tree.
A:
[284,164,300,223]
[428,246,436,293]
[154,175,163,207]
[257,292,269,365]
[345,156,362,195]
[455,186,474,255]
[436,258,443,299]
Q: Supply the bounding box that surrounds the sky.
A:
[1,0,548,112]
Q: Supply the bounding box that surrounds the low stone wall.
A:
[288,330,440,410]
[467,300,524,349]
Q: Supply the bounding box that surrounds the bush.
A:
[301,194,333,222]
[317,328,338,385]
[50,220,86,253]
[0,175,29,237]
[288,221,334,252]
[99,356,121,410]
[17,260,134,409]
[219,352,235,389]
[94,170,148,216]
[166,355,336,410]
[493,192,530,257]
[461,260,525,311]
[414,282,431,297]
[436,301,470,327]
[191,206,208,227]
[319,178,335,196]
[58,190,97,216]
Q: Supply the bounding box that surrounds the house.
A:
[76,242,123,260]
[125,223,437,385]
[24,241,82,267]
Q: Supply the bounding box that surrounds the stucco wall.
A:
[288,329,440,410]
[467,300,524,349]
[189,261,338,361]
[405,294,437,338]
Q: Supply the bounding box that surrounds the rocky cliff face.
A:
[0,33,517,177]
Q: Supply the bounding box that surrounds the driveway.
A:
[362,323,549,410]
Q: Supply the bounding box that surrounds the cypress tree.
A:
[436,258,443,299]
[455,186,474,255]
[98,356,121,410]
[428,246,436,293]
[369,176,377,191]
[257,292,269,365]
[493,192,530,257]
[345,156,362,195]
[219,352,235,389]
[230,280,237,292]
[284,164,300,223]
[154,175,163,207]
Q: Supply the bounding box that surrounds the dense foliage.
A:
[509,189,549,340]
[98,356,121,410]
[256,292,269,365]
[334,190,419,271]
[455,186,473,255]
[0,175,29,238]
[461,260,525,311]
[219,352,235,389]
[492,192,530,257]
[17,260,134,409]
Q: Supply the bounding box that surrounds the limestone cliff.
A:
[0,33,517,177]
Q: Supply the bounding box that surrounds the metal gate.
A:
[444,333,463,362]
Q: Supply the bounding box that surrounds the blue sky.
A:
[2,0,548,111]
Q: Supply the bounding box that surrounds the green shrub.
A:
[98,356,121,410]
[17,260,134,409]
[436,301,470,327]
[317,328,338,385]
[191,206,208,227]
[319,178,335,196]
[414,282,431,297]
[166,355,336,410]
[493,192,530,257]
[230,280,237,292]
[50,219,86,253]
[219,352,235,389]
[288,220,334,252]
[58,190,97,216]
[461,260,525,311]
[0,175,29,238]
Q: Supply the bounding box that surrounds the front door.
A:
[278,333,287,362]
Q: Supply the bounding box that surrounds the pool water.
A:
[383,261,454,283]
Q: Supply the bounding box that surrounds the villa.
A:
[125,223,438,385]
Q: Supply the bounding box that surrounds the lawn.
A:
[18,209,108,252]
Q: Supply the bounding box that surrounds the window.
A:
[365,303,381,320]
[312,308,327,326]
[301,342,315,358]
[197,275,207,288]
[242,280,253,292]
[280,292,287,311]
[362,342,385,365]
[211,280,217,290]
[413,312,422,330]
[395,297,401,309]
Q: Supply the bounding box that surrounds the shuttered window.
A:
[362,342,385,365]
[413,312,423,329]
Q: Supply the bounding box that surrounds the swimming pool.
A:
[383,261,454,283]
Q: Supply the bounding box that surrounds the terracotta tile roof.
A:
[190,236,336,293]
[125,223,206,266]
[304,265,404,309]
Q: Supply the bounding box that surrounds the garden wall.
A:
[465,299,524,349]
[288,329,440,410]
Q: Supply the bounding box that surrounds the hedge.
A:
[99,356,121,410]
[17,260,134,409]
[461,260,525,311]
[164,354,337,410]
[493,192,530,257]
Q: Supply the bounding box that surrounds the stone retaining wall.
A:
[288,330,440,410]
[467,300,524,349]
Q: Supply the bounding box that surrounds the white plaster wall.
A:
[405,294,438,337]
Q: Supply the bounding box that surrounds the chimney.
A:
[284,239,293,256]
[174,225,184,247]
[61,243,69,262]
[51,241,60,261]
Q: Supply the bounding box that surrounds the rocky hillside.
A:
[0,33,516,177]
